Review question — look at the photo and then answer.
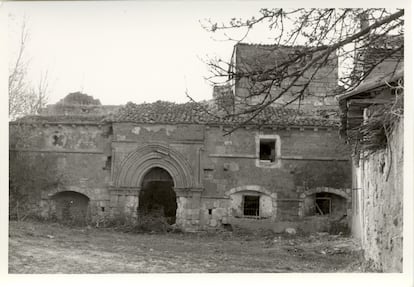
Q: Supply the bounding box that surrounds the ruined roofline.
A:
[107,101,340,128]
[109,121,340,130]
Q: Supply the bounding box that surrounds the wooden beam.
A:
[348,98,392,105]
[347,114,363,119]
[347,110,364,118]
[347,106,364,112]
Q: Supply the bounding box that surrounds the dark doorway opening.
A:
[52,191,90,225]
[139,167,177,224]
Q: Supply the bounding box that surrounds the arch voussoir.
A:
[115,144,194,189]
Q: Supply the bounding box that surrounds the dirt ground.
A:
[8,220,366,273]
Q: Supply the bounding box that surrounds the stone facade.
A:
[10,94,352,232]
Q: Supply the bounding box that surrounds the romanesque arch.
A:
[114,144,194,189]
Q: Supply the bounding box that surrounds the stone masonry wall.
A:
[358,119,403,272]
[200,126,351,227]
[11,115,352,231]
[110,122,351,230]
[9,122,112,222]
[202,126,350,196]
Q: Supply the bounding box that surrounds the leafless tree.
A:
[8,18,56,220]
[193,8,404,132]
[8,18,49,120]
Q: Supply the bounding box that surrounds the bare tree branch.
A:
[8,18,50,120]
[193,8,404,133]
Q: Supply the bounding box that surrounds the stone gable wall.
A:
[235,44,339,110]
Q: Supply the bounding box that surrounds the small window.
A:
[315,197,331,215]
[260,139,276,162]
[243,195,260,216]
[256,135,281,168]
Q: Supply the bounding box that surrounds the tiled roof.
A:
[107,101,339,127]
[338,67,403,101]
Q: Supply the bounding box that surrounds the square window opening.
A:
[243,195,260,216]
[260,139,276,162]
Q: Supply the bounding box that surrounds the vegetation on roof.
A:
[345,79,403,158]
[57,92,101,106]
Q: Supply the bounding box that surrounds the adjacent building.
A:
[338,68,403,272]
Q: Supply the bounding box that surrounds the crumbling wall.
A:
[358,119,403,272]
[9,122,112,223]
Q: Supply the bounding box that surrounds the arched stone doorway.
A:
[51,191,90,225]
[138,167,177,224]
[114,144,198,229]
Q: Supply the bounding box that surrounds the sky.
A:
[6,1,282,106]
